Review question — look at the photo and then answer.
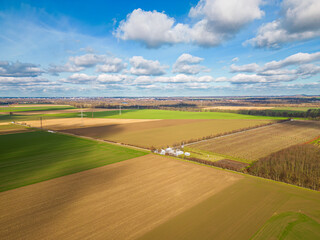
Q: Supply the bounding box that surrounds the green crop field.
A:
[0,131,147,192]
[138,176,320,240]
[251,212,320,240]
[82,109,285,120]
[0,105,74,112]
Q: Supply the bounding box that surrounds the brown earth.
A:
[192,120,320,162]
[61,119,273,148]
[23,117,160,129]
[0,154,241,240]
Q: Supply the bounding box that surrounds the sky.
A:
[0,0,320,97]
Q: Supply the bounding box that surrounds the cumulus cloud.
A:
[216,73,296,84]
[230,63,260,73]
[48,54,127,75]
[172,53,209,74]
[69,54,106,67]
[96,57,127,73]
[248,0,320,48]
[97,74,133,84]
[0,61,44,77]
[48,63,85,75]
[115,0,264,47]
[61,73,96,84]
[0,76,54,87]
[263,52,320,70]
[132,74,214,85]
[129,56,168,76]
[227,51,320,84]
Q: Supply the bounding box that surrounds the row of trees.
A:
[246,144,320,191]
[237,109,320,118]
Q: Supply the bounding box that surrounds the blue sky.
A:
[0,0,320,97]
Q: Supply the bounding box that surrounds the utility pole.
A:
[119,105,122,115]
[40,117,43,129]
[81,107,84,126]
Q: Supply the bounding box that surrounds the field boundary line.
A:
[184,119,291,147]
[13,122,151,152]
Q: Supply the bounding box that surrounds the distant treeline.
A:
[246,144,320,191]
[237,109,320,118]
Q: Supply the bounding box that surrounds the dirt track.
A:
[0,154,241,240]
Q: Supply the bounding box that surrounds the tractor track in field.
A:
[184,119,291,147]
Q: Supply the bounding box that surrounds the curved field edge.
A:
[137,176,320,240]
[0,130,147,192]
[251,212,320,240]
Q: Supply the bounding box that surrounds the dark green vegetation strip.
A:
[0,131,147,192]
[138,177,320,240]
[251,212,320,240]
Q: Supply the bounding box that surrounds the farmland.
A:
[60,119,273,148]
[138,176,320,240]
[1,154,320,240]
[0,131,147,192]
[0,154,241,240]
[0,123,31,135]
[191,120,320,162]
[0,104,74,113]
[81,109,285,120]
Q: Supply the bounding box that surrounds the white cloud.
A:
[216,73,296,84]
[263,52,320,70]
[231,57,239,62]
[0,76,54,86]
[61,73,96,84]
[248,0,320,48]
[96,57,127,73]
[129,56,168,75]
[69,54,106,67]
[115,0,264,47]
[97,74,133,84]
[296,64,320,78]
[0,61,44,77]
[172,53,209,75]
[189,0,264,32]
[48,62,85,75]
[230,63,260,73]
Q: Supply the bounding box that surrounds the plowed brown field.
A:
[0,154,241,240]
[192,120,320,162]
[61,119,272,148]
[24,117,159,129]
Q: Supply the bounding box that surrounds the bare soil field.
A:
[0,154,241,240]
[23,117,159,129]
[192,120,320,162]
[61,119,273,148]
[204,106,274,110]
